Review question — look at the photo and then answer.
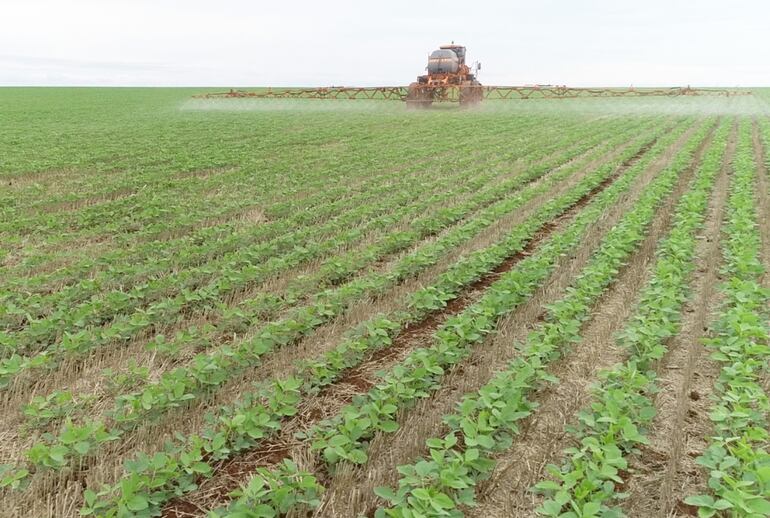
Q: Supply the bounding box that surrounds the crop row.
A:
[0,120,505,288]
[12,114,615,302]
[0,128,605,386]
[15,133,640,480]
[1,145,521,340]
[1,113,573,289]
[0,128,532,327]
[83,122,636,358]
[532,120,728,517]
[306,120,694,467]
[72,120,686,518]
[131,139,631,362]
[371,119,713,518]
[102,124,653,413]
[3,123,500,313]
[211,121,709,517]
[16,119,636,399]
[3,110,551,222]
[0,117,625,354]
[684,122,770,518]
[20,121,661,483]
[114,123,643,360]
[2,112,507,240]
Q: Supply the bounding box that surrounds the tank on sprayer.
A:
[427,49,460,74]
[406,43,483,108]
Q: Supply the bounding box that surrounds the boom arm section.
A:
[193,85,748,101]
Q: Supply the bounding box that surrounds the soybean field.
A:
[1,88,770,518]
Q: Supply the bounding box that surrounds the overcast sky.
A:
[1,0,767,87]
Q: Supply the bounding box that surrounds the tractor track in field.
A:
[32,187,139,215]
[613,121,736,518]
[1,167,97,190]
[754,119,770,290]
[158,125,678,518]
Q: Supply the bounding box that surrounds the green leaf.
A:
[537,499,563,517]
[126,494,149,512]
[83,489,97,507]
[745,498,770,514]
[534,480,561,492]
[379,420,399,433]
[73,441,91,456]
[430,492,455,510]
[683,494,715,508]
[414,461,434,478]
[711,499,733,511]
[582,501,601,516]
[348,448,368,464]
[328,434,349,448]
[373,486,397,502]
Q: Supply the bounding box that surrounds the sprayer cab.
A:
[406,43,483,108]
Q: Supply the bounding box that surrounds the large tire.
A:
[406,83,433,109]
[459,81,483,107]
